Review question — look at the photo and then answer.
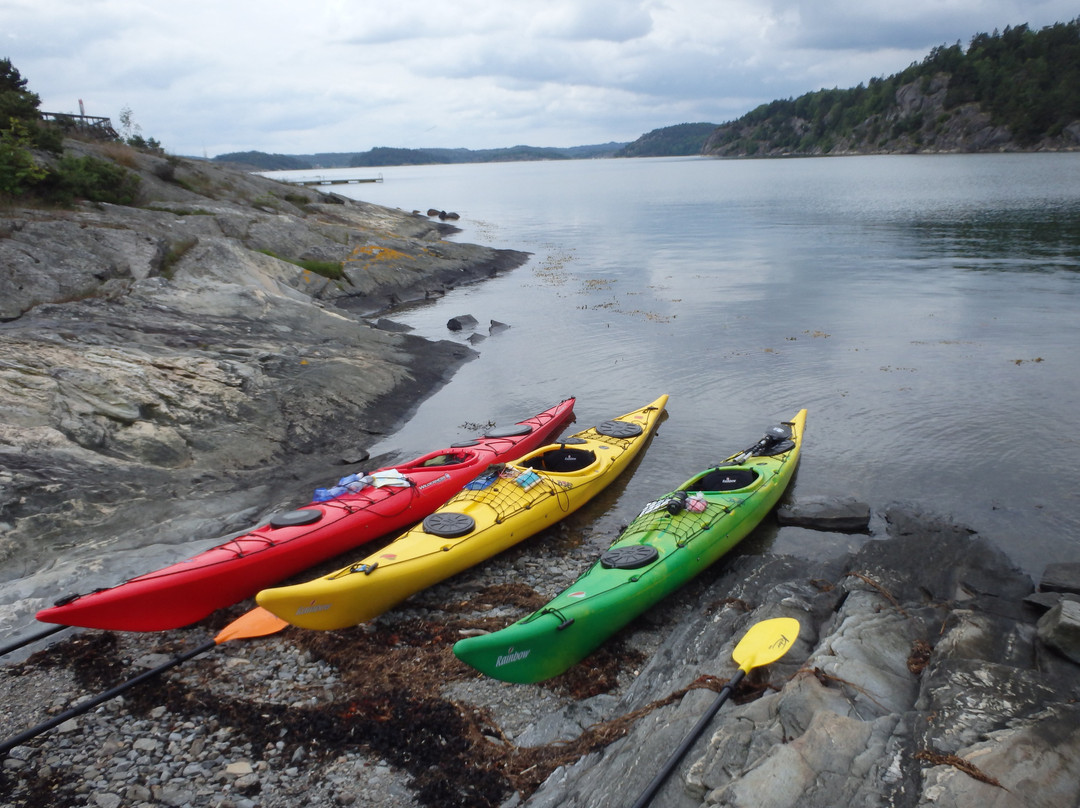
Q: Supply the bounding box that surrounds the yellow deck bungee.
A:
[256,395,669,630]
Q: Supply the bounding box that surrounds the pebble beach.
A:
[0,521,632,808]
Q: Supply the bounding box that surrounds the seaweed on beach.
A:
[2,585,652,808]
[23,631,127,691]
[545,639,647,700]
[0,764,76,808]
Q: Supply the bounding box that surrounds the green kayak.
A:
[453,409,806,683]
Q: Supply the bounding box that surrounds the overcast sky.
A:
[3,0,1077,157]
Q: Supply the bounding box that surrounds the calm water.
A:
[2,154,1075,648]
[271,154,1080,580]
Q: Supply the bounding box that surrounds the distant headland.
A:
[216,20,1080,170]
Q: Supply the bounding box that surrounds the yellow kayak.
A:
[256,395,668,630]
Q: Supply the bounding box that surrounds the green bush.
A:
[40,154,141,206]
[0,119,46,196]
[296,258,345,279]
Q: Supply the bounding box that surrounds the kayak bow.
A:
[257,395,669,630]
[36,398,576,631]
[453,409,805,683]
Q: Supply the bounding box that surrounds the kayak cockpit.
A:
[520,446,597,473]
[686,467,760,492]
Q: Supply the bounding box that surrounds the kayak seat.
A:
[521,447,596,473]
[420,453,467,467]
[687,468,758,492]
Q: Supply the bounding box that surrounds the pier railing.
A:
[40,112,120,140]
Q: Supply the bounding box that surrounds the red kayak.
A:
[36,398,576,631]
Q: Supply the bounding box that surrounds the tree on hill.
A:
[215,151,314,171]
[616,123,719,157]
[704,19,1080,156]
[0,58,140,204]
[0,58,52,195]
[0,58,40,123]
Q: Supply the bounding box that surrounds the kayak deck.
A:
[35,398,576,631]
[257,395,669,630]
[453,409,805,683]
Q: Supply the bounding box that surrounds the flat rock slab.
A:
[1039,561,1080,594]
[522,506,1080,808]
[776,494,871,532]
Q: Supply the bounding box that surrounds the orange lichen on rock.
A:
[348,245,411,265]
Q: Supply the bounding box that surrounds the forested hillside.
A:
[207,20,1080,166]
[616,123,718,157]
[704,20,1080,157]
[215,142,628,170]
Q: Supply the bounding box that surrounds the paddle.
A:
[731,424,790,464]
[0,607,288,756]
[629,616,801,808]
[0,623,68,658]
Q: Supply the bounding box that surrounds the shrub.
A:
[258,248,345,280]
[98,141,140,168]
[0,118,47,196]
[40,154,141,206]
[160,236,198,279]
[296,258,346,279]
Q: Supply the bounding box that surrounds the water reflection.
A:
[273,154,1080,579]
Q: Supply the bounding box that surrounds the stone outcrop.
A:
[0,141,528,632]
[776,494,870,532]
[520,506,1080,807]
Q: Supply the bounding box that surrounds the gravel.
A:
[0,525,642,808]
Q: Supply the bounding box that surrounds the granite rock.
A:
[519,508,1080,808]
[0,141,527,633]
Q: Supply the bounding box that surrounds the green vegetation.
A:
[37,153,141,205]
[0,119,47,195]
[941,22,1080,142]
[616,123,719,157]
[0,58,61,155]
[215,150,313,171]
[0,58,143,205]
[118,106,162,152]
[258,249,345,280]
[215,142,629,170]
[160,236,199,279]
[707,19,1080,156]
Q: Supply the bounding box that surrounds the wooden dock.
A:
[291,174,383,186]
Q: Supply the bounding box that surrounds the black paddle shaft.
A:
[0,624,67,658]
[0,639,214,756]
[629,668,747,808]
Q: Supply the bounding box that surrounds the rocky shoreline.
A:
[2,145,1080,808]
[0,140,527,641]
[2,505,1079,808]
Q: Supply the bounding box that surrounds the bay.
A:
[272,154,1080,579]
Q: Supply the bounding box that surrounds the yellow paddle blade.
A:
[731,617,800,673]
[214,607,290,644]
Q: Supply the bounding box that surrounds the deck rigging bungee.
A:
[453,410,806,683]
[257,396,669,631]
[34,398,576,632]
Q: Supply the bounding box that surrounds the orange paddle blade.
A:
[215,607,290,644]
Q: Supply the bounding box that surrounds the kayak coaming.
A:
[452,409,806,683]
[256,395,669,631]
[35,398,576,632]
